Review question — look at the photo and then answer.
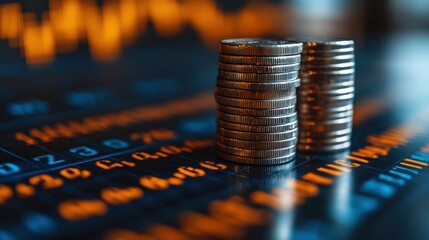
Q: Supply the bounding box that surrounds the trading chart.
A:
[0,0,429,239]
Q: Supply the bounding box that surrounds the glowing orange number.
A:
[15,183,35,198]
[131,152,159,161]
[160,145,192,154]
[58,199,107,221]
[0,185,13,205]
[199,161,227,171]
[96,160,124,170]
[177,166,205,178]
[29,174,63,189]
[130,128,176,144]
[59,168,91,179]
[184,139,214,149]
[101,187,143,205]
[139,176,169,190]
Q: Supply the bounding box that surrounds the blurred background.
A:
[0,0,428,123]
[0,0,427,66]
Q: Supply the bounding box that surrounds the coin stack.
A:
[215,39,303,165]
[292,37,355,153]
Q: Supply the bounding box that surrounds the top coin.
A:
[219,38,303,56]
[287,37,354,50]
[219,54,301,66]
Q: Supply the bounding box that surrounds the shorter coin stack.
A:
[215,39,303,165]
[293,37,355,153]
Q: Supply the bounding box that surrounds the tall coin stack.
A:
[292,37,355,153]
[215,39,303,165]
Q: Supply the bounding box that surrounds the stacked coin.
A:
[291,37,355,153]
[215,39,303,165]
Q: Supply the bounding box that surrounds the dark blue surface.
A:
[0,30,429,240]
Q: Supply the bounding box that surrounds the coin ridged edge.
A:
[219,54,301,65]
[217,119,298,133]
[219,62,301,73]
[215,86,296,100]
[219,39,303,56]
[217,78,301,90]
[217,104,296,116]
[216,151,296,165]
[218,127,298,141]
[217,136,297,150]
[215,94,297,109]
[217,142,296,158]
[219,70,299,82]
[217,111,297,125]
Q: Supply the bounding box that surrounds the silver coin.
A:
[301,59,355,66]
[217,112,297,125]
[298,136,351,146]
[299,101,354,111]
[217,104,296,116]
[218,70,299,82]
[301,116,353,126]
[219,54,301,65]
[302,47,354,55]
[216,151,296,165]
[287,37,354,50]
[299,130,352,139]
[301,54,355,64]
[217,119,298,133]
[299,109,353,120]
[299,122,352,134]
[299,123,352,132]
[298,134,351,144]
[302,52,354,58]
[300,80,355,90]
[300,62,355,71]
[301,51,354,58]
[301,74,354,83]
[219,39,303,56]
[215,86,296,99]
[217,78,301,91]
[217,136,297,150]
[219,62,301,73]
[300,68,355,76]
[215,94,297,109]
[300,66,355,74]
[299,128,353,137]
[217,142,296,158]
[299,86,354,95]
[299,93,354,101]
[298,92,354,102]
[298,98,354,108]
[218,127,298,141]
[298,141,351,153]
[298,103,354,113]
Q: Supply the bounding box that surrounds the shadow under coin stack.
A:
[294,38,355,153]
[215,39,303,165]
